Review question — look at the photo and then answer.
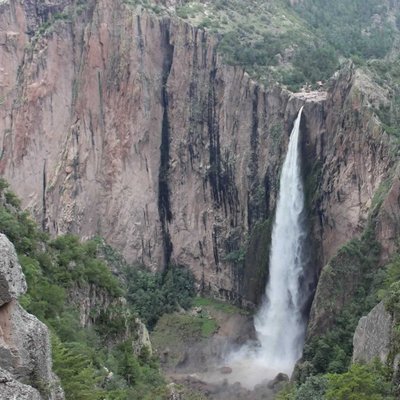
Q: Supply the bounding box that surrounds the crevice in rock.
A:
[97,71,105,131]
[187,30,201,170]
[42,160,47,232]
[212,225,220,269]
[263,173,271,219]
[157,21,174,270]
[207,50,222,207]
[136,15,144,55]
[298,112,322,321]
[247,85,260,229]
[206,51,239,223]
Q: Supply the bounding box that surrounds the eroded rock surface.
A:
[352,302,393,364]
[0,233,27,306]
[0,368,42,400]
[0,234,63,400]
[133,318,153,356]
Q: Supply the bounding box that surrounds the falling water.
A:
[254,106,306,375]
[202,108,309,389]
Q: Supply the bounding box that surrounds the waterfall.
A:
[214,107,308,389]
[254,106,306,375]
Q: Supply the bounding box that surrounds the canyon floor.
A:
[151,298,287,399]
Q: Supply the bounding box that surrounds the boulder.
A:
[352,302,392,364]
[267,372,289,389]
[0,368,42,400]
[0,234,27,306]
[132,318,152,356]
[0,234,64,399]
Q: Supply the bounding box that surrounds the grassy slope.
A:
[143,0,400,91]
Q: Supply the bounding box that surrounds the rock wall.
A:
[0,0,395,306]
[0,234,63,399]
[0,368,43,400]
[352,301,393,364]
[304,65,398,335]
[68,282,117,327]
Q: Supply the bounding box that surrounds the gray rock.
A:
[0,300,64,399]
[0,234,27,306]
[352,302,392,364]
[167,382,183,400]
[132,318,153,356]
[0,234,64,399]
[0,368,42,400]
[266,372,289,390]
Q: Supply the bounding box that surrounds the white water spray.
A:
[254,106,306,375]
[204,108,308,389]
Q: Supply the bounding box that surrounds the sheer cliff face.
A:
[0,0,395,305]
[305,67,395,264]
[0,0,292,302]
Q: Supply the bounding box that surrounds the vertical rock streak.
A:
[157,22,174,269]
[254,107,306,374]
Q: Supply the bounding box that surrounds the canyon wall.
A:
[0,0,396,307]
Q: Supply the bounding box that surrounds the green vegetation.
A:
[289,172,400,397]
[367,58,400,140]
[151,312,218,370]
[176,2,205,19]
[167,0,400,90]
[50,234,123,295]
[51,335,105,400]
[279,362,394,400]
[300,165,396,378]
[277,375,327,400]
[192,296,248,315]
[153,312,218,342]
[125,265,196,329]
[30,0,400,95]
[325,362,394,400]
[223,248,246,264]
[295,0,395,59]
[0,177,221,399]
[0,178,197,399]
[378,255,400,384]
[301,222,382,376]
[176,0,329,89]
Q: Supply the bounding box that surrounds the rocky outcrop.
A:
[133,318,152,356]
[0,368,42,400]
[0,234,27,306]
[304,64,398,336]
[68,282,117,327]
[0,234,63,399]
[352,301,393,364]
[0,0,395,308]
[376,171,400,265]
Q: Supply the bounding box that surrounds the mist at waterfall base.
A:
[223,107,308,389]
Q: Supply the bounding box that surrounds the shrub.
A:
[292,43,338,83]
[126,265,195,328]
[282,362,393,400]
[52,335,105,400]
[325,362,394,400]
[0,183,167,399]
[294,0,395,60]
[296,375,328,400]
